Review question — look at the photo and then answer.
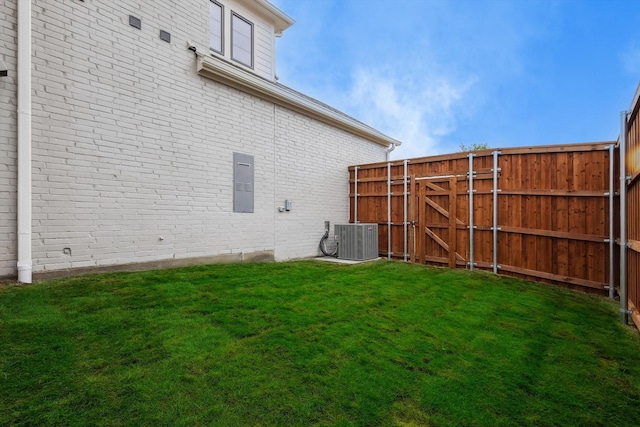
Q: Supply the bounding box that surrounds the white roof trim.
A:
[197,55,402,148]
[252,0,294,35]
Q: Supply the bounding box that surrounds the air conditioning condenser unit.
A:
[334,223,379,261]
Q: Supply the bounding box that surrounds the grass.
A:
[1,260,640,426]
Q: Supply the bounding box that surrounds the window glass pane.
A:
[232,14,252,67]
[209,1,223,53]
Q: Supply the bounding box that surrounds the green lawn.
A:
[1,260,640,426]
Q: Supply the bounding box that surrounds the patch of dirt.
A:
[0,279,20,288]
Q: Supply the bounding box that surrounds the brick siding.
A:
[0,0,386,277]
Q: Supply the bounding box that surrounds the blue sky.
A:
[270,0,640,159]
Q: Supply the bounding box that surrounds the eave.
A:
[252,0,294,35]
[197,55,402,148]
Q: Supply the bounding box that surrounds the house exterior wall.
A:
[0,3,18,278]
[0,0,387,278]
[273,107,386,260]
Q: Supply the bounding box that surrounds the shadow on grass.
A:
[1,260,639,426]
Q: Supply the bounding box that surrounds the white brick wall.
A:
[0,0,387,277]
[273,108,385,260]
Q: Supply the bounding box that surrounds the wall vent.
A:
[129,15,141,29]
[160,30,171,43]
[335,224,379,261]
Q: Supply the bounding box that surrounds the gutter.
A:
[17,0,32,283]
[253,0,295,35]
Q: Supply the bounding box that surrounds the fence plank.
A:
[449,177,458,267]
[499,189,607,197]
[475,262,606,290]
[499,226,606,243]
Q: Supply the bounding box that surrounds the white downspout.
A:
[385,142,397,161]
[17,0,32,283]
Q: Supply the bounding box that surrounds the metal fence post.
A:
[468,153,475,271]
[492,151,501,274]
[354,166,359,224]
[620,112,629,324]
[387,162,391,259]
[403,160,409,261]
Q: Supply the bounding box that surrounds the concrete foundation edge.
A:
[7,251,276,282]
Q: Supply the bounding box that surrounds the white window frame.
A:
[231,12,253,69]
[209,0,224,54]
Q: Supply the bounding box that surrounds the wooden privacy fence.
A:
[349,142,617,294]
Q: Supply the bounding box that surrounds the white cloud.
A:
[270,0,559,158]
[622,45,640,76]
[340,68,476,159]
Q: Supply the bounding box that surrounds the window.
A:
[209,1,223,54]
[231,13,253,68]
[208,4,255,70]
